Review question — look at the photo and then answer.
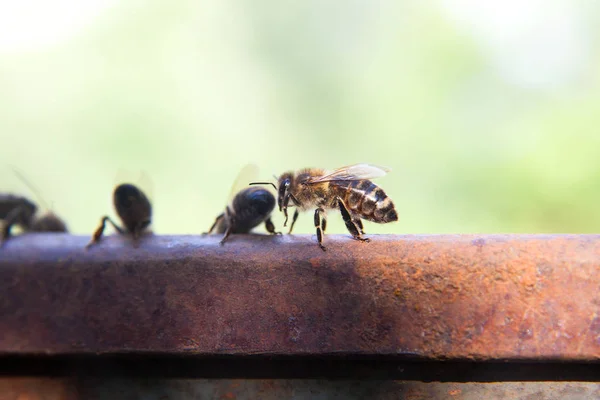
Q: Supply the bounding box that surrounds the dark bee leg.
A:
[1,205,27,243]
[86,216,124,248]
[205,213,225,235]
[131,220,151,248]
[265,217,281,235]
[288,209,299,234]
[220,224,234,245]
[338,198,370,243]
[220,207,234,245]
[352,215,365,235]
[314,207,327,251]
[283,206,289,227]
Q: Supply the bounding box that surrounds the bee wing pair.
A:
[306,163,391,184]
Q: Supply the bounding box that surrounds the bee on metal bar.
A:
[206,164,280,245]
[1,169,67,243]
[252,163,397,251]
[87,183,152,248]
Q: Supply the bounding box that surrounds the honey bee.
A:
[206,164,280,244]
[87,183,152,247]
[253,163,397,251]
[1,169,67,243]
[0,195,67,242]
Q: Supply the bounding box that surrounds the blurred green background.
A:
[1,0,599,236]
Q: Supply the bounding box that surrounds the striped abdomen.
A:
[335,180,398,223]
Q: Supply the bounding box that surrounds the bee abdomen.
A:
[345,181,397,223]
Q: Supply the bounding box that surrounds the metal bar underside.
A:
[2,378,600,400]
[1,233,599,363]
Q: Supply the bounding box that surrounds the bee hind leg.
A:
[219,207,234,245]
[265,217,281,235]
[219,225,233,245]
[337,198,370,243]
[352,215,365,235]
[204,213,225,235]
[314,207,327,251]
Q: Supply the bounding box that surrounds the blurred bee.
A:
[206,164,280,245]
[252,163,397,251]
[87,181,152,248]
[1,169,67,243]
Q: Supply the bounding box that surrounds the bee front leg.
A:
[314,207,327,251]
[283,206,289,227]
[86,216,124,248]
[131,219,151,248]
[288,209,299,234]
[264,217,281,235]
[338,198,370,243]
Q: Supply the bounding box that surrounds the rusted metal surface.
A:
[1,233,599,361]
[1,378,600,400]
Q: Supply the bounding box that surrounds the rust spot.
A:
[472,238,485,248]
[519,328,534,340]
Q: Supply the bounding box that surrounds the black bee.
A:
[1,168,67,243]
[206,164,280,244]
[0,195,67,241]
[87,183,152,247]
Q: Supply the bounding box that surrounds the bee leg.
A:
[283,206,289,227]
[220,224,233,245]
[1,205,28,244]
[265,217,281,235]
[288,209,299,234]
[86,216,124,248]
[205,213,225,235]
[338,198,370,243]
[220,207,234,245]
[352,215,365,235]
[131,220,151,248]
[314,207,327,251]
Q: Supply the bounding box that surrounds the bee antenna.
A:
[249,181,277,190]
[8,165,51,210]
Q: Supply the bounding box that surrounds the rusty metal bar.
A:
[1,233,599,366]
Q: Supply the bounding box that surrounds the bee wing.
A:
[307,163,391,184]
[137,170,155,204]
[227,163,260,203]
[8,166,51,210]
[7,166,65,220]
